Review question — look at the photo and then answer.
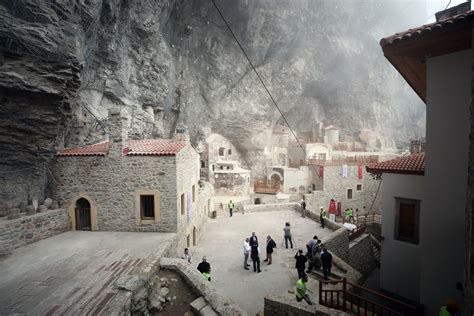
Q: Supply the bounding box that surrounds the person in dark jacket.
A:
[250,243,261,273]
[264,235,277,264]
[294,249,307,279]
[197,256,211,281]
[249,232,258,246]
[320,247,332,280]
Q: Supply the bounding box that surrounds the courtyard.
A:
[191,209,331,315]
[0,231,175,315]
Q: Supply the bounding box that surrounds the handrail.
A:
[347,292,403,316]
[347,281,418,311]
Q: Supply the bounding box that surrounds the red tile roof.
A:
[56,141,110,156]
[366,153,425,176]
[380,10,474,48]
[125,139,186,156]
[56,139,186,157]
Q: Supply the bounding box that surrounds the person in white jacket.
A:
[243,238,251,270]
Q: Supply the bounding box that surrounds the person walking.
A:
[320,247,332,280]
[197,256,211,281]
[283,222,293,248]
[294,249,307,279]
[320,207,327,228]
[243,238,251,270]
[249,232,258,246]
[250,242,261,273]
[305,236,318,273]
[295,275,313,305]
[300,198,306,218]
[228,200,235,217]
[264,235,277,264]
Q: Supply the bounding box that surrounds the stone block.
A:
[7,208,20,220]
[51,200,59,210]
[199,305,218,316]
[44,198,52,209]
[38,205,47,213]
[26,205,36,216]
[19,202,27,213]
[190,296,207,314]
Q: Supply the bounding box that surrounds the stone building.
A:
[54,109,211,252]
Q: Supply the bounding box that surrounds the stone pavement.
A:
[0,231,175,315]
[191,210,332,315]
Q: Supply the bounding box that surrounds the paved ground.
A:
[0,231,175,315]
[191,210,332,315]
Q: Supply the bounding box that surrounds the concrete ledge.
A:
[264,294,350,316]
[160,257,247,316]
[243,203,299,213]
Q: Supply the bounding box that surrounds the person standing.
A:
[295,275,313,305]
[305,236,318,273]
[300,198,306,218]
[181,247,192,263]
[250,242,261,273]
[320,247,332,280]
[349,208,355,223]
[294,249,307,279]
[283,222,293,249]
[264,235,277,264]
[320,207,327,228]
[243,238,251,270]
[197,256,211,281]
[249,232,258,246]
[228,200,235,217]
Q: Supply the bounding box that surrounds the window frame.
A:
[140,194,155,220]
[134,190,160,225]
[394,197,420,245]
[347,188,353,199]
[181,193,186,215]
[356,184,363,191]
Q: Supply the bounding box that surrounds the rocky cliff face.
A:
[0,0,426,206]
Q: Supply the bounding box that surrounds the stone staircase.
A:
[370,235,381,267]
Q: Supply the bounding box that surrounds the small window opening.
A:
[181,193,185,215]
[140,195,155,219]
[347,189,353,199]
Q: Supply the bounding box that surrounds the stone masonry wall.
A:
[54,145,180,232]
[0,209,68,258]
[348,233,377,277]
[308,165,382,216]
[321,226,350,262]
[175,144,210,254]
[243,202,299,213]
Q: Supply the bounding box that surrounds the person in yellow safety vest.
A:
[197,256,211,281]
[295,275,313,305]
[349,208,354,223]
[439,299,459,316]
[320,207,326,229]
[228,200,235,217]
[344,208,350,223]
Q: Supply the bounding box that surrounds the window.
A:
[212,164,215,171]
[395,198,420,244]
[201,160,206,168]
[228,149,232,155]
[219,147,225,156]
[356,184,362,191]
[347,189,353,199]
[187,234,190,247]
[192,184,196,202]
[140,195,155,219]
[181,193,185,215]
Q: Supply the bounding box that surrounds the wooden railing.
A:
[253,181,280,194]
[357,213,382,225]
[319,278,422,315]
[349,223,366,241]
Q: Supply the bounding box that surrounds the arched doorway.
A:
[270,173,282,185]
[193,226,197,246]
[75,198,91,231]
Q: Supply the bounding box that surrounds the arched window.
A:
[219,147,225,156]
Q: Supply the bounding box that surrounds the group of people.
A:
[294,235,333,305]
[243,232,277,272]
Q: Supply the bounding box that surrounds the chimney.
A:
[435,1,470,21]
[108,108,129,156]
[173,122,190,143]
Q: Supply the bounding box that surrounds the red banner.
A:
[319,165,324,178]
[328,199,336,214]
[358,164,363,179]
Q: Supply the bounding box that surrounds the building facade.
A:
[54,109,211,252]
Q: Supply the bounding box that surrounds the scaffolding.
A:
[0,0,102,63]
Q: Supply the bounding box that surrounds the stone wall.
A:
[243,202,299,213]
[307,165,382,215]
[348,234,377,277]
[55,141,203,234]
[321,226,350,261]
[264,294,349,316]
[0,209,68,258]
[160,257,247,316]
